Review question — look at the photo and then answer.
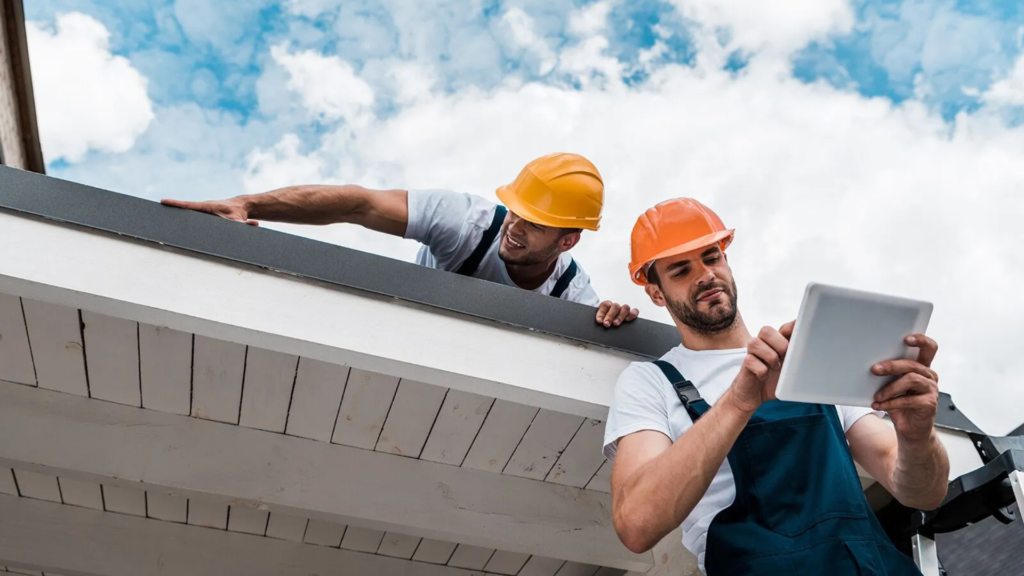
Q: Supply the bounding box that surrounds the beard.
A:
[666,278,739,336]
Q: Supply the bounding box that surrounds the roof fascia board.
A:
[0,209,633,419]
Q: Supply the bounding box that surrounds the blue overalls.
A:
[653,361,923,576]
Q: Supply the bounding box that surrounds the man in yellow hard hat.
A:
[602,198,948,574]
[162,153,639,326]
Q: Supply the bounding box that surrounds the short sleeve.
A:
[837,405,885,433]
[603,363,673,460]
[405,189,475,265]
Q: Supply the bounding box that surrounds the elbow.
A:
[613,506,658,554]
[917,485,949,512]
[894,482,948,512]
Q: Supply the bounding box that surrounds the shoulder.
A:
[405,189,498,241]
[614,361,671,400]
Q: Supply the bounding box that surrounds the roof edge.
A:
[0,165,682,358]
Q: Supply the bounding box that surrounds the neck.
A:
[672,312,751,351]
[505,256,560,290]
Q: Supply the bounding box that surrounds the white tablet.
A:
[774,282,933,408]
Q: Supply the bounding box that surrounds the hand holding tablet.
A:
[774,283,933,408]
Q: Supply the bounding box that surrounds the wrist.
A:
[897,427,939,452]
[237,195,256,215]
[720,388,758,420]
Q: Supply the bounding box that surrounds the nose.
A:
[694,263,717,289]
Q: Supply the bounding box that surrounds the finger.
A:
[779,320,796,339]
[604,304,622,327]
[595,301,611,324]
[874,392,938,413]
[626,307,640,321]
[871,359,937,381]
[613,305,632,326]
[160,199,196,209]
[757,326,789,361]
[874,373,936,405]
[906,334,938,368]
[742,354,770,380]
[246,220,260,226]
[748,338,781,371]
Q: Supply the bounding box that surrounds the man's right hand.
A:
[161,197,259,226]
[727,321,795,414]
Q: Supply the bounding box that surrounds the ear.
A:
[558,231,581,252]
[645,282,667,307]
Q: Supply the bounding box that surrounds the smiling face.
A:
[646,244,739,336]
[497,210,580,266]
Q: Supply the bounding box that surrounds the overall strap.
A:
[549,259,579,299]
[652,360,706,422]
[456,205,507,276]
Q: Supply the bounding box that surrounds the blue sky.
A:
[23,0,1024,434]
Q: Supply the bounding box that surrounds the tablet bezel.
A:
[774,282,933,408]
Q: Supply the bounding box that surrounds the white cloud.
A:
[983,53,1024,106]
[557,1,623,87]
[502,7,557,75]
[270,44,375,122]
[668,0,855,56]
[243,133,324,193]
[26,12,154,162]
[567,0,613,36]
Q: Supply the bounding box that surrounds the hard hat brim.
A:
[630,229,734,285]
[496,185,601,231]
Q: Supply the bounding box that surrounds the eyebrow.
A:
[665,247,721,273]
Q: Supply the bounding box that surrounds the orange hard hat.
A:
[628,198,734,285]
[496,152,604,231]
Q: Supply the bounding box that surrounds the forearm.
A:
[241,185,369,225]
[614,390,752,553]
[890,431,949,510]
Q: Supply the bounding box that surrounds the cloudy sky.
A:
[24,0,1024,434]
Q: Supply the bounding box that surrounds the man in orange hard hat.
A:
[162,153,638,326]
[602,198,948,574]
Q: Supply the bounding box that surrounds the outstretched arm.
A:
[162,185,409,236]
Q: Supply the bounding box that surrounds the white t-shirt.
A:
[602,344,881,574]
[404,189,601,306]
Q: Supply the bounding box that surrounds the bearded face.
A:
[666,276,739,336]
[648,246,739,336]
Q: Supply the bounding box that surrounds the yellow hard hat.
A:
[496,152,604,231]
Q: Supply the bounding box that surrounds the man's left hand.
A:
[596,301,639,328]
[871,334,940,443]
